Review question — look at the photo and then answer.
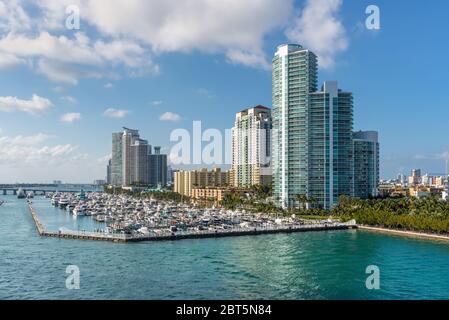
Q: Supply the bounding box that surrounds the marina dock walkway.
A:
[27,203,357,243]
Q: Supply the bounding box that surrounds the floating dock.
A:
[27,203,357,243]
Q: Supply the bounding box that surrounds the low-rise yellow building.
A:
[174,168,230,198]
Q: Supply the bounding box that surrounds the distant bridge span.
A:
[0,184,103,196]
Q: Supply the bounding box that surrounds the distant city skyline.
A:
[1,0,449,183]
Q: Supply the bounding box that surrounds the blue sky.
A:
[0,0,448,183]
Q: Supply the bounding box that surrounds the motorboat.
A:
[17,188,26,199]
[58,198,69,209]
[73,205,86,217]
[51,195,61,206]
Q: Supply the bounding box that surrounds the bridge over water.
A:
[0,184,103,196]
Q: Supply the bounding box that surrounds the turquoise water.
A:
[1,195,449,300]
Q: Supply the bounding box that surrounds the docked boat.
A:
[73,205,86,217]
[0,200,4,207]
[138,227,150,236]
[27,192,34,199]
[58,198,69,209]
[51,195,60,206]
[67,204,76,213]
[17,189,26,199]
[78,190,87,201]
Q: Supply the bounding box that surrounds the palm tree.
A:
[295,194,309,211]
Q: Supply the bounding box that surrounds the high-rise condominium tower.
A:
[272,44,317,209]
[148,146,168,187]
[131,138,151,186]
[353,131,380,199]
[231,105,272,187]
[111,132,123,186]
[309,81,354,208]
[111,128,168,187]
[106,159,112,185]
[122,127,141,186]
[272,44,354,209]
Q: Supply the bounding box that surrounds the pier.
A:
[27,203,357,243]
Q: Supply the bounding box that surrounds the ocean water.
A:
[1,195,449,300]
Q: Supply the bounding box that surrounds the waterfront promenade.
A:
[27,203,357,243]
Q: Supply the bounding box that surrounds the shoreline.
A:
[358,225,449,243]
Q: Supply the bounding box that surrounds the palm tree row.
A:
[334,195,449,234]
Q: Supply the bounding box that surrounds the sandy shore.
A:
[358,225,449,243]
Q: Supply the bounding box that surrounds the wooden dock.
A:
[27,203,357,243]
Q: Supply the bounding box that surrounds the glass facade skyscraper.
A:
[353,131,380,199]
[309,82,354,209]
[272,44,355,209]
[149,146,168,188]
[111,128,167,187]
[111,132,123,186]
[272,44,318,209]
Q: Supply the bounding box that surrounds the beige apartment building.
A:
[174,168,230,198]
[231,106,272,188]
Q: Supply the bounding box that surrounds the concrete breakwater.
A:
[27,203,357,243]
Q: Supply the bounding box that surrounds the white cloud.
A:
[286,0,348,69]
[33,0,293,69]
[0,130,82,166]
[0,0,31,33]
[61,112,81,123]
[160,112,181,122]
[0,30,156,84]
[0,0,351,85]
[104,82,114,89]
[0,94,53,114]
[0,51,25,68]
[152,100,163,107]
[103,108,130,119]
[2,133,50,145]
[226,49,271,70]
[97,154,112,164]
[36,58,104,85]
[0,32,101,65]
[60,96,77,104]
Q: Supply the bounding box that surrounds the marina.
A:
[3,194,449,300]
[26,192,357,243]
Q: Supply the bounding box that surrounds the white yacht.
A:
[73,205,86,217]
[58,198,69,209]
[67,204,76,213]
[17,188,26,199]
[51,195,61,206]
[138,227,150,236]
